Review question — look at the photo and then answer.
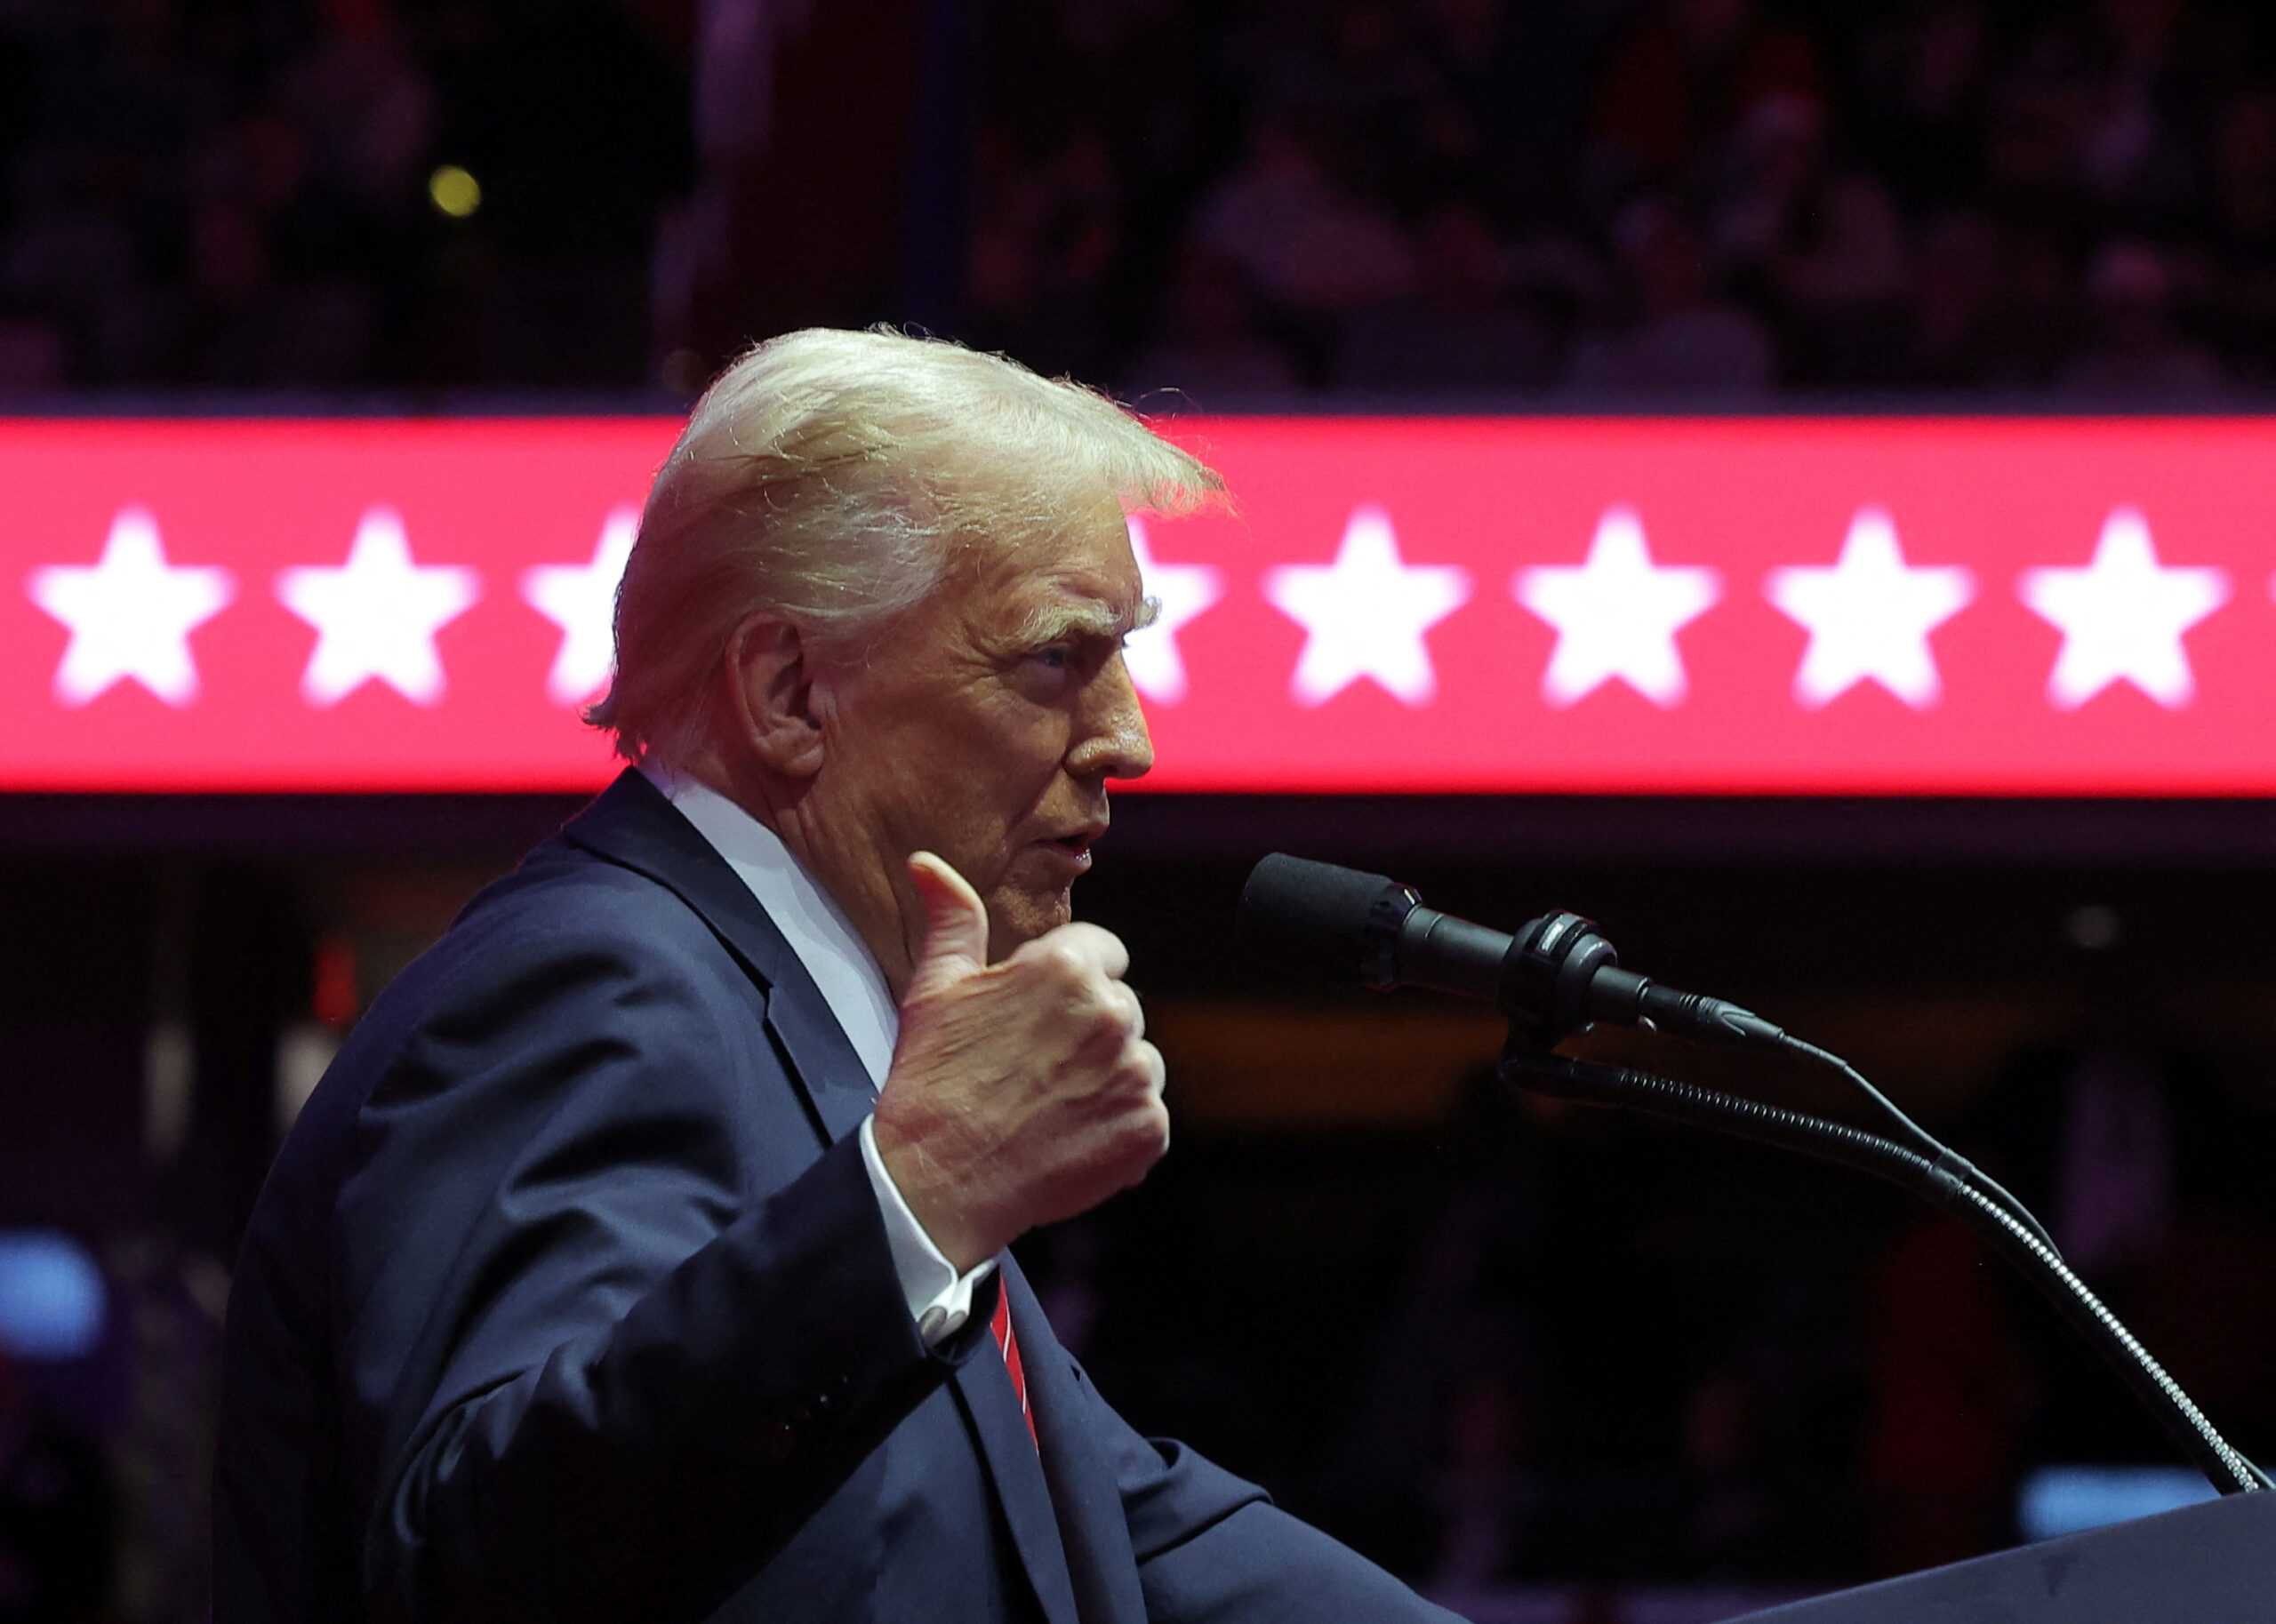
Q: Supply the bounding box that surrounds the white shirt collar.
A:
[640,764,900,1089]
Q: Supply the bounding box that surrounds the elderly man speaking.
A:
[213,330,1465,1623]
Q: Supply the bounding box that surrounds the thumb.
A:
[905,851,990,993]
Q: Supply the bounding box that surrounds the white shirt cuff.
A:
[859,1113,998,1348]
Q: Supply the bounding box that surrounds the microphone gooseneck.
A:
[1507,1045,2270,1497]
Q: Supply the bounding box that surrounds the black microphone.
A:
[1236,853,1783,1047]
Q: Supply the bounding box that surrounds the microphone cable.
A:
[1762,1029,2061,1258]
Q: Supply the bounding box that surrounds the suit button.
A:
[764,1420,797,1460]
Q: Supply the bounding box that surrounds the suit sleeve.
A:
[334,912,980,1624]
[1054,1355,1471,1623]
[1134,1498,1471,1624]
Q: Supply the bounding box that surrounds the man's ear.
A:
[722,614,828,779]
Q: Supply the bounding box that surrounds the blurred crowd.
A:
[6,0,2276,400]
[977,0,2276,401]
[0,0,690,393]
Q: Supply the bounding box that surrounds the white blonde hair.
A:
[589,326,1224,764]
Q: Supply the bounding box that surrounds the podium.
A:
[1731,1491,2276,1621]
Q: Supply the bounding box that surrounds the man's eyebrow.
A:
[1011,596,1158,644]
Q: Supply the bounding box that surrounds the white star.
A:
[28,507,234,707]
[1121,514,1221,706]
[276,508,481,708]
[1765,507,1975,709]
[523,506,637,707]
[1516,506,1720,707]
[1262,504,1471,707]
[2019,508,2227,710]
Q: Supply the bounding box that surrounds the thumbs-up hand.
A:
[872,852,1168,1273]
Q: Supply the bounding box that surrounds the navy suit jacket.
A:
[214,769,1463,1624]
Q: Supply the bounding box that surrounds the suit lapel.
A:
[952,1285,1082,1624]
[756,988,878,1148]
[559,769,875,1146]
[1006,1258,1149,1624]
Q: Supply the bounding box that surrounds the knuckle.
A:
[1084,1008,1126,1052]
[1040,939,1092,986]
[1116,1105,1170,1180]
[1070,921,1124,955]
[1090,984,1137,1036]
[1118,1039,1163,1093]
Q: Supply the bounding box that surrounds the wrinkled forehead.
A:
[946,481,1147,632]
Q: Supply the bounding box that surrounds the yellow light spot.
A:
[429,165,482,219]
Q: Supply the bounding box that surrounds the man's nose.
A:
[1072,653,1154,780]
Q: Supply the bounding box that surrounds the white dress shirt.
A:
[643,766,996,1346]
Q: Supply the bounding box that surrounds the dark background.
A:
[5,2,2276,1620]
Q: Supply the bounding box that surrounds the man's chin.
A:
[988,887,1076,958]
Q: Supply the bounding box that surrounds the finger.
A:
[1112,980,1144,1044]
[904,852,991,995]
[1134,1038,1166,1098]
[1017,921,1130,983]
[1125,1048,1170,1166]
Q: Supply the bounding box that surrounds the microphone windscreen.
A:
[1237,854,1404,983]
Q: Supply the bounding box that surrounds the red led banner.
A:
[8,416,2276,795]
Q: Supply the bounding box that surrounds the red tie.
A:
[990,1289,1038,1448]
